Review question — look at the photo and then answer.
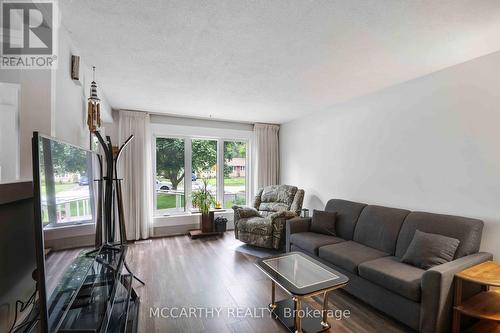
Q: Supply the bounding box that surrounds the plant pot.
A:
[201,211,214,233]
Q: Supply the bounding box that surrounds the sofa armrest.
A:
[285,217,312,252]
[420,252,493,333]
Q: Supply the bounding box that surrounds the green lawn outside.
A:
[157,193,185,210]
[206,177,245,186]
[224,197,246,209]
[158,177,245,187]
[156,177,245,211]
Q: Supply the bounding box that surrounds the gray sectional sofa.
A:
[285,199,492,333]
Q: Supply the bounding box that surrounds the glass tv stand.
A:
[49,245,139,333]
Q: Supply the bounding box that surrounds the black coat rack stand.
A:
[92,130,145,286]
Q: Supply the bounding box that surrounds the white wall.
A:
[0,25,112,180]
[54,28,112,149]
[0,69,53,179]
[53,28,91,149]
[280,51,500,259]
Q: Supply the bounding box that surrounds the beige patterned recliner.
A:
[233,185,304,249]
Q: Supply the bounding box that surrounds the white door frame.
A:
[0,82,21,182]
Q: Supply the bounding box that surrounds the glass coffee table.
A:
[256,252,349,333]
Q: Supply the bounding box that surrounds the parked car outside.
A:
[156,179,173,191]
[78,176,89,186]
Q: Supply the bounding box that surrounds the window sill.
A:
[44,221,94,230]
[153,209,233,227]
[44,222,96,240]
[154,209,232,217]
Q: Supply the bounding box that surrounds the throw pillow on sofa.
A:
[401,230,460,269]
[310,209,337,236]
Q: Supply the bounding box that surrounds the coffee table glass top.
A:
[263,253,339,288]
[256,252,349,296]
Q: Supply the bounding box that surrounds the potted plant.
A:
[191,178,216,233]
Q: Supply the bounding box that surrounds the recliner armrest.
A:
[268,210,297,221]
[285,217,311,252]
[232,205,261,219]
[420,252,493,333]
[290,189,305,214]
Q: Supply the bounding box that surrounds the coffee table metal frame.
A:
[256,252,349,333]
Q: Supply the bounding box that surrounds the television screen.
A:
[0,181,37,333]
[32,133,101,333]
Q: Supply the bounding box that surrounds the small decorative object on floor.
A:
[301,208,309,218]
[214,216,228,233]
[453,261,500,333]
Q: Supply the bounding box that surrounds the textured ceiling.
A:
[59,0,500,123]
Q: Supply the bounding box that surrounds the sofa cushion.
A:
[358,256,425,302]
[401,230,460,269]
[324,199,367,240]
[310,210,337,235]
[319,241,389,274]
[395,212,483,259]
[353,205,410,254]
[290,232,344,255]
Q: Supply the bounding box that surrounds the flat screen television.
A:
[32,133,101,333]
[0,181,37,333]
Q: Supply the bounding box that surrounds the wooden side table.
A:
[453,261,500,333]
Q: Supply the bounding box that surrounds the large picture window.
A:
[154,136,249,216]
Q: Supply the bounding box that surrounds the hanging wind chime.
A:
[87,66,101,144]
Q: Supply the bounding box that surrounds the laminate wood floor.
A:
[126,232,414,333]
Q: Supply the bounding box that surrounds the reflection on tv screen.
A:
[38,137,98,228]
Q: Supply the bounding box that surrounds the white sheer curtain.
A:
[254,123,280,189]
[118,110,153,240]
